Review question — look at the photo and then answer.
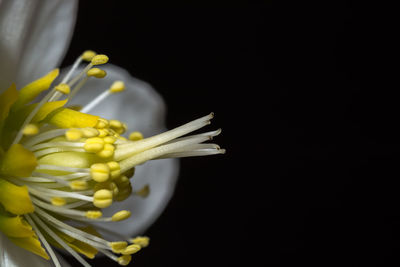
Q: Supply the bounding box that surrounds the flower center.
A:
[0,50,224,266]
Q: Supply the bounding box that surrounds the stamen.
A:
[129,131,143,141]
[24,214,61,267]
[30,213,92,267]
[22,123,39,136]
[55,83,71,95]
[80,81,125,114]
[111,210,131,222]
[87,68,107,78]
[91,54,109,65]
[23,129,67,147]
[93,189,113,208]
[81,50,97,62]
[121,244,141,255]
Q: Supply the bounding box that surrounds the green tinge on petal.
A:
[0,213,35,238]
[12,68,59,111]
[0,179,34,215]
[0,83,18,122]
[0,83,18,142]
[0,144,37,177]
[9,235,50,260]
[46,108,99,128]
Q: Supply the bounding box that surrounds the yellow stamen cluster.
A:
[0,48,223,266]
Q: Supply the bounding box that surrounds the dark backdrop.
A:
[61,2,397,267]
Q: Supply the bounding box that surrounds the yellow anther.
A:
[84,137,104,153]
[135,184,150,198]
[93,189,113,208]
[117,255,132,266]
[85,210,103,219]
[107,161,120,179]
[96,143,115,158]
[87,67,107,78]
[111,210,131,222]
[95,118,109,129]
[97,128,110,137]
[94,181,119,197]
[90,163,110,182]
[114,175,130,188]
[91,54,109,65]
[23,123,39,136]
[129,131,143,141]
[109,119,122,129]
[65,128,83,141]
[122,244,141,255]
[51,197,66,206]
[110,241,128,253]
[114,176,132,202]
[81,127,99,138]
[69,180,88,190]
[109,81,125,93]
[124,168,135,179]
[103,136,116,144]
[130,236,150,248]
[81,50,97,61]
[55,83,70,94]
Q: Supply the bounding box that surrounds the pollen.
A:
[93,189,113,208]
[81,50,97,61]
[111,210,131,222]
[129,131,143,141]
[96,143,115,158]
[84,137,104,153]
[130,236,150,248]
[23,123,39,136]
[91,54,109,65]
[81,127,99,138]
[87,67,107,78]
[55,83,71,94]
[51,197,66,206]
[95,118,109,129]
[69,180,88,190]
[65,128,83,141]
[117,255,132,266]
[90,163,110,182]
[85,210,103,219]
[110,241,128,253]
[107,161,121,179]
[109,81,125,93]
[122,244,141,255]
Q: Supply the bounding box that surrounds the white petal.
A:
[0,233,70,267]
[0,0,78,92]
[67,64,180,238]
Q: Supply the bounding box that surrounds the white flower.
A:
[0,0,224,266]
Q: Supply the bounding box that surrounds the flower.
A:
[0,1,224,266]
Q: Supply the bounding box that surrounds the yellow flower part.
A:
[0,213,35,238]
[0,51,224,266]
[8,234,49,259]
[0,144,37,177]
[0,179,34,215]
[12,69,59,111]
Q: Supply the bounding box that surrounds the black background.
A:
[61,2,398,267]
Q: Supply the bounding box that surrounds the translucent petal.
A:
[0,0,78,91]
